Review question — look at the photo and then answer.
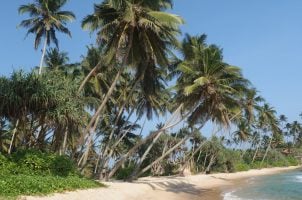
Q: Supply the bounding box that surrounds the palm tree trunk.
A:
[196,149,203,164]
[39,36,47,75]
[8,119,19,154]
[136,134,191,178]
[78,116,100,166]
[180,141,207,173]
[128,105,184,180]
[61,128,68,155]
[205,155,216,173]
[261,136,273,166]
[99,104,135,167]
[252,143,260,164]
[203,153,208,171]
[100,115,141,180]
[78,65,98,93]
[129,129,164,180]
[84,26,135,139]
[97,107,137,179]
[85,68,123,134]
[107,109,186,180]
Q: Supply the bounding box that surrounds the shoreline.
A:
[25,166,300,200]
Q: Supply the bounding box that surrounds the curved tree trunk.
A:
[128,105,183,180]
[82,27,135,150]
[100,115,140,180]
[129,129,164,180]
[78,115,100,166]
[136,134,191,178]
[85,69,123,134]
[39,36,47,75]
[78,65,98,93]
[61,127,68,155]
[107,109,186,180]
[8,119,19,154]
[98,103,136,172]
[205,155,216,174]
[261,136,273,166]
[252,143,260,164]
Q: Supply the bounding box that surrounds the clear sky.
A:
[1,0,302,124]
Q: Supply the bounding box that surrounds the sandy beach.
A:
[25,166,300,200]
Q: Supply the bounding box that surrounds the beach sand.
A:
[25,166,300,200]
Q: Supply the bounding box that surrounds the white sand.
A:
[24,166,300,200]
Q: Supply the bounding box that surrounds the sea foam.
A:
[223,191,245,200]
[294,175,302,182]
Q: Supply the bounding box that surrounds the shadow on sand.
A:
[135,178,210,196]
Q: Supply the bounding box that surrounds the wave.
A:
[223,191,245,200]
[223,191,266,200]
[295,175,302,182]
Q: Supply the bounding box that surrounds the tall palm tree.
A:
[18,0,75,74]
[258,103,280,165]
[81,0,183,136]
[130,35,250,179]
[290,121,301,146]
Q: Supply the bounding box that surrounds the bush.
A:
[0,150,103,199]
[115,165,135,180]
[0,174,102,198]
[9,149,76,176]
[50,155,75,177]
[234,163,250,172]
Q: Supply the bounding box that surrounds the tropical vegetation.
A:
[0,0,301,198]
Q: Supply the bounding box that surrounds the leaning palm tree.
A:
[175,34,249,128]
[18,0,75,74]
[129,35,250,179]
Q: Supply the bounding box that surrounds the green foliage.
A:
[51,156,75,177]
[162,162,178,176]
[115,165,135,180]
[0,174,102,198]
[234,163,250,172]
[213,149,242,173]
[0,150,102,199]
[10,149,76,177]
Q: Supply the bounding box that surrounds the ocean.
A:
[223,170,302,200]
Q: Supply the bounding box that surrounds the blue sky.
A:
[1,0,302,125]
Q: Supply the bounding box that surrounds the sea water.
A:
[223,170,302,200]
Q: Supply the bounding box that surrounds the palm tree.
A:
[18,0,75,74]
[129,35,250,179]
[233,119,251,144]
[242,89,263,123]
[175,34,249,127]
[45,48,69,69]
[81,0,183,136]
[290,121,301,146]
[258,103,280,165]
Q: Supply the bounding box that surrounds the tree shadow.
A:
[135,179,211,196]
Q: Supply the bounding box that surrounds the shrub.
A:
[0,150,103,199]
[9,149,76,176]
[234,163,250,172]
[50,155,75,177]
[115,165,135,180]
[0,174,102,198]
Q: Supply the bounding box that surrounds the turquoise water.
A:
[223,170,302,200]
